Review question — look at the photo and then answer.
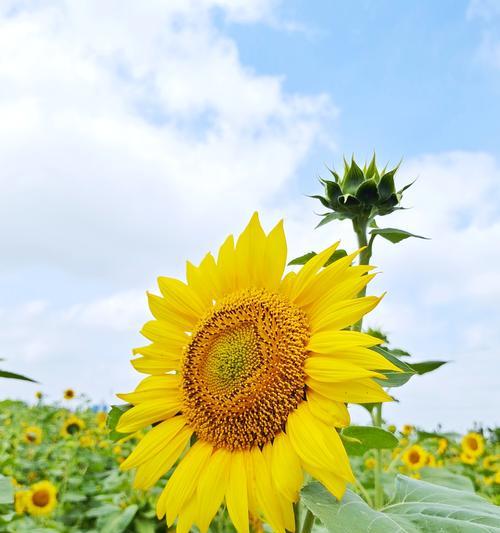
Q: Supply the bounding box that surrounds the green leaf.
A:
[418,467,475,493]
[301,476,500,533]
[341,426,398,456]
[0,369,37,383]
[370,227,429,244]
[315,212,344,228]
[342,158,365,194]
[288,252,317,266]
[100,505,138,533]
[288,249,347,268]
[133,518,156,533]
[410,360,448,375]
[107,404,132,441]
[0,475,13,505]
[389,348,411,357]
[372,346,416,388]
[356,179,379,204]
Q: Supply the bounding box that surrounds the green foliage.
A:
[0,475,13,504]
[301,476,500,532]
[341,426,398,456]
[288,249,347,267]
[106,404,132,441]
[369,227,428,244]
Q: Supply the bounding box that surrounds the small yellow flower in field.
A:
[399,438,409,447]
[402,425,413,436]
[95,411,107,428]
[364,457,376,470]
[25,481,57,516]
[460,452,477,465]
[494,471,500,484]
[99,440,110,449]
[461,432,484,457]
[482,455,499,472]
[61,415,85,437]
[23,426,42,445]
[387,424,396,433]
[63,388,75,400]
[15,490,29,514]
[426,453,437,467]
[117,213,395,533]
[113,445,122,455]
[437,438,448,455]
[80,435,95,448]
[483,476,494,487]
[35,391,43,400]
[402,445,428,470]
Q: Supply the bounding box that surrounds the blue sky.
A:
[0,0,499,431]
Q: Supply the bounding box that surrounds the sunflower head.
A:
[482,454,499,472]
[25,481,57,516]
[61,415,85,437]
[461,432,485,457]
[63,388,75,400]
[23,426,42,445]
[402,445,428,470]
[14,490,29,514]
[460,451,477,465]
[401,424,414,436]
[364,457,376,470]
[117,213,399,533]
[35,391,43,400]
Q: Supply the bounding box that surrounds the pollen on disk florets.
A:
[182,288,310,451]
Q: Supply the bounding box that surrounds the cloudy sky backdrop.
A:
[1,0,499,431]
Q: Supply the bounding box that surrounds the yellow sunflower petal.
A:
[226,451,250,533]
[130,356,179,375]
[186,252,219,308]
[306,389,350,427]
[176,495,198,533]
[306,377,393,404]
[309,296,382,333]
[133,426,192,489]
[116,398,181,433]
[158,276,207,318]
[307,330,382,353]
[305,356,386,382]
[309,346,401,372]
[263,220,287,290]
[140,320,189,347]
[270,432,303,502]
[287,402,353,482]
[235,212,267,288]
[157,441,213,523]
[197,448,231,533]
[120,415,188,470]
[134,374,180,391]
[147,292,196,331]
[251,446,287,533]
[302,461,347,500]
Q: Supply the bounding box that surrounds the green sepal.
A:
[315,211,344,228]
[377,170,397,199]
[355,178,379,204]
[341,158,365,194]
[309,194,331,209]
[410,360,448,375]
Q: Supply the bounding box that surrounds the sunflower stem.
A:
[301,509,315,533]
[373,403,384,508]
[293,501,301,533]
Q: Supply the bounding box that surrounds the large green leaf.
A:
[301,476,500,532]
[410,360,448,375]
[341,426,398,456]
[0,369,37,383]
[370,228,428,244]
[315,212,344,228]
[372,346,416,388]
[0,474,13,504]
[100,504,138,533]
[418,467,475,493]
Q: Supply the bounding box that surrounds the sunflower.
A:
[483,455,499,472]
[23,426,42,445]
[95,411,107,428]
[426,453,437,467]
[61,415,85,437]
[35,391,43,400]
[80,435,95,448]
[14,490,29,514]
[117,213,399,533]
[460,451,477,465]
[402,445,428,470]
[401,424,413,436]
[364,457,376,470]
[63,388,75,400]
[461,432,484,457]
[25,481,57,516]
[437,437,448,455]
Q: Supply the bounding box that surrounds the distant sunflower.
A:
[35,391,43,400]
[402,445,428,470]
[15,490,29,514]
[401,424,413,436]
[63,388,75,400]
[25,481,57,516]
[461,432,484,457]
[95,411,107,428]
[23,426,42,445]
[483,455,499,472]
[460,451,477,465]
[117,213,398,533]
[437,438,448,455]
[61,415,85,437]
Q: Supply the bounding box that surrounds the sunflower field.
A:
[1,157,500,532]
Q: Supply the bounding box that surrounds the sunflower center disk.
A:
[182,288,310,451]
